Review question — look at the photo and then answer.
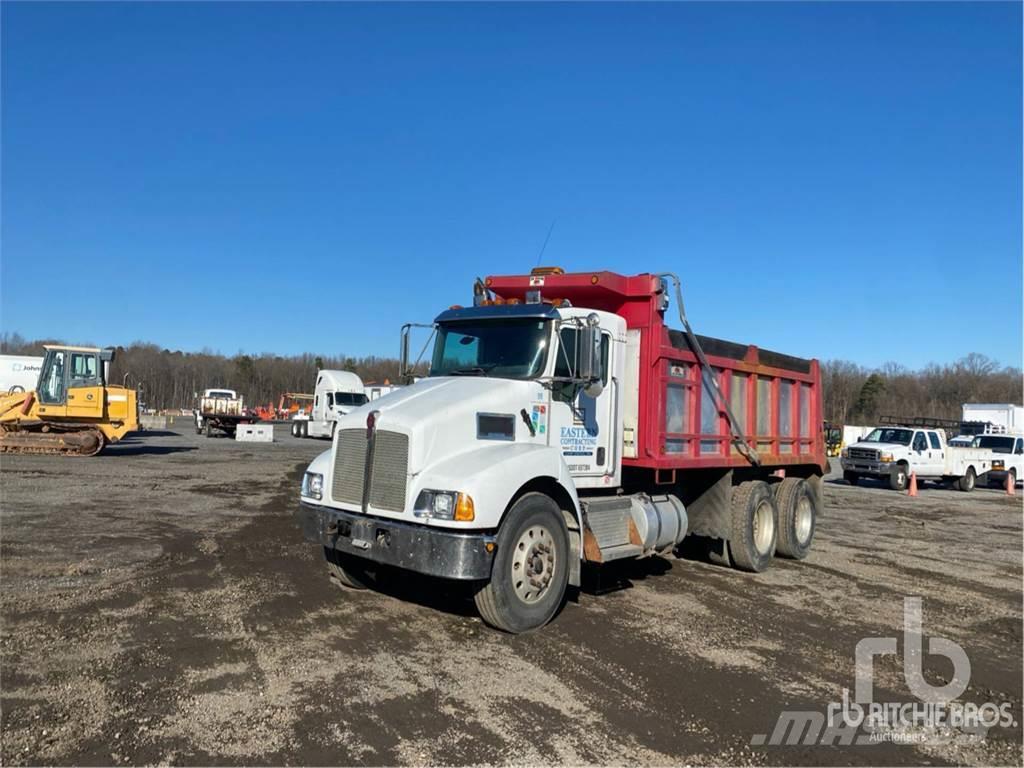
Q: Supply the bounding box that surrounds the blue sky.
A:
[2,2,1021,369]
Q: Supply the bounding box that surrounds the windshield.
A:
[863,428,913,445]
[335,392,368,407]
[430,319,549,379]
[208,390,234,399]
[976,436,1014,453]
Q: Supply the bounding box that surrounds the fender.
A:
[411,442,581,531]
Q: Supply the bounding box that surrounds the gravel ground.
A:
[1,422,1021,766]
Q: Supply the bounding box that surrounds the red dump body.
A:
[485,270,826,473]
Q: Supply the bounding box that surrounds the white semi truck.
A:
[297,268,828,633]
[291,370,368,438]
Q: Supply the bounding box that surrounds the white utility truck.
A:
[0,355,44,393]
[194,388,252,437]
[841,425,996,491]
[291,370,368,438]
[297,268,828,633]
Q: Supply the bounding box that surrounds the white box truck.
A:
[292,370,368,438]
[961,404,1024,434]
[0,355,44,393]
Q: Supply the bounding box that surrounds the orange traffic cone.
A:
[1007,472,1016,497]
[908,472,918,497]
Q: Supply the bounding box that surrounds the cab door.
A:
[66,351,104,419]
[925,431,946,476]
[35,349,68,419]
[546,325,614,488]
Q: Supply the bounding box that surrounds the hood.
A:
[850,441,906,452]
[332,376,543,474]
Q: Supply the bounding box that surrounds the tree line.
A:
[2,333,1019,420]
[0,333,406,411]
[821,353,1021,425]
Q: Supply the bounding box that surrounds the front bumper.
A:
[298,501,497,580]
[841,458,896,477]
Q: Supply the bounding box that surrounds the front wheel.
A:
[473,493,569,633]
[889,464,909,491]
[843,470,859,486]
[204,419,214,438]
[324,548,371,589]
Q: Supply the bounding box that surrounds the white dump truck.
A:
[291,370,368,438]
[841,425,996,491]
[0,354,44,394]
[297,268,828,633]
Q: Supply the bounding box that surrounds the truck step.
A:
[582,497,633,550]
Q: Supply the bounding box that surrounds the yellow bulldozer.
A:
[0,344,138,457]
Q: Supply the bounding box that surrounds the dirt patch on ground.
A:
[2,426,1021,765]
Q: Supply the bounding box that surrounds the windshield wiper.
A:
[449,366,490,376]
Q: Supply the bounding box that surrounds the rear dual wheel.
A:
[773,478,816,560]
[727,481,777,572]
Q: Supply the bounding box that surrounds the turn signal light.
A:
[455,493,475,522]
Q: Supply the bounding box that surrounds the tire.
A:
[727,481,777,573]
[205,419,214,438]
[324,547,370,590]
[843,471,859,486]
[291,422,299,438]
[958,467,976,493]
[300,421,308,438]
[473,493,569,633]
[774,478,816,560]
[889,464,909,491]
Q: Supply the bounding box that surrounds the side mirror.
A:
[399,324,411,379]
[578,314,604,398]
[399,323,436,382]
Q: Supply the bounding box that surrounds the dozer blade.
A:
[0,427,105,457]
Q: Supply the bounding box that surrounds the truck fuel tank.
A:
[630,494,688,554]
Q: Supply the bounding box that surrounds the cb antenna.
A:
[535,219,557,267]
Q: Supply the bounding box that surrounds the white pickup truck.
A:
[841,425,996,492]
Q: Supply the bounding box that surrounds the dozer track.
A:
[0,426,106,457]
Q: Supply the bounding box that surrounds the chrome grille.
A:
[332,429,367,505]
[369,431,409,512]
[849,447,878,461]
[331,428,409,513]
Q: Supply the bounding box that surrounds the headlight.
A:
[414,490,474,521]
[301,471,323,500]
[879,452,894,463]
[840,448,849,458]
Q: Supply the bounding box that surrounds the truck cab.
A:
[973,433,1024,488]
[293,370,369,439]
